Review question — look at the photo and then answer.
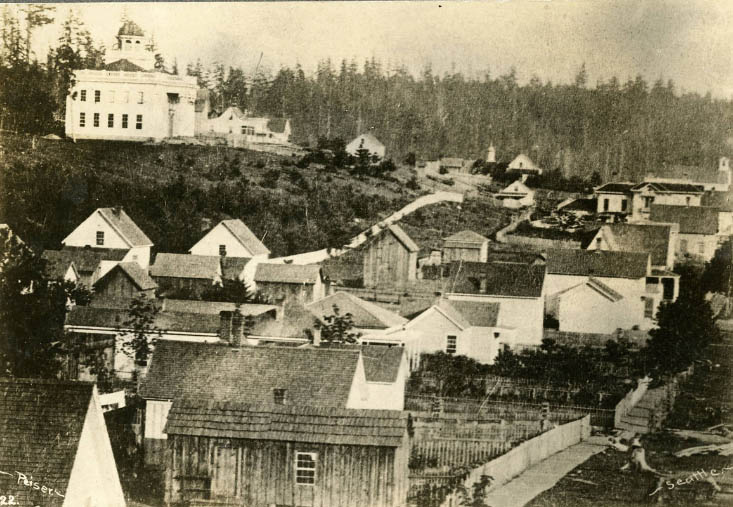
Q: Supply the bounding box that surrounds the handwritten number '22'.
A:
[0,496,16,505]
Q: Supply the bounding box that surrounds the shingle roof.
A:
[436,299,500,328]
[360,345,404,383]
[165,401,407,447]
[630,182,704,193]
[307,292,407,329]
[94,262,157,290]
[702,190,733,211]
[649,204,719,235]
[484,250,546,265]
[118,20,145,36]
[555,277,624,302]
[647,164,727,185]
[266,118,289,134]
[66,305,221,334]
[41,250,79,280]
[558,198,597,213]
[443,230,489,248]
[98,208,152,247]
[161,299,276,316]
[150,253,220,280]
[546,249,649,279]
[595,182,636,194]
[139,341,360,407]
[600,223,673,267]
[50,247,129,274]
[0,378,93,506]
[383,224,419,252]
[249,301,315,339]
[104,58,145,72]
[220,219,270,256]
[448,262,546,298]
[254,263,321,284]
[220,256,251,280]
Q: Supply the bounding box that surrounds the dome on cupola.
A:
[118,20,145,37]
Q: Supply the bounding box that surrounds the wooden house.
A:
[345,133,386,159]
[43,247,129,287]
[442,230,489,264]
[163,401,410,507]
[0,378,125,507]
[496,179,535,208]
[307,291,407,336]
[254,263,326,304]
[150,253,222,298]
[650,204,724,262]
[189,218,270,260]
[93,261,157,298]
[363,224,418,289]
[41,249,81,284]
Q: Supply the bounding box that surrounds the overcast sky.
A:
[19,1,733,98]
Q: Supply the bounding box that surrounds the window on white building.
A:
[698,242,705,255]
[94,90,100,103]
[136,114,143,130]
[122,114,128,129]
[80,90,86,102]
[79,112,85,127]
[219,245,227,257]
[96,231,104,246]
[93,113,99,127]
[108,91,115,103]
[107,114,114,128]
[137,92,144,104]
[643,196,654,209]
[446,335,457,354]
[603,199,609,212]
[621,199,628,212]
[295,452,317,485]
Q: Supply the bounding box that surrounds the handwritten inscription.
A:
[649,465,733,496]
[0,470,65,499]
[0,496,17,505]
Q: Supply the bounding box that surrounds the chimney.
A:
[487,144,496,163]
[230,310,243,347]
[312,326,322,347]
[218,311,232,342]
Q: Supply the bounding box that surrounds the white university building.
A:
[65,20,198,142]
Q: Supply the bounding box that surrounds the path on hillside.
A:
[267,190,464,265]
[482,436,608,507]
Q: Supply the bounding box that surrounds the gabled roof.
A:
[349,133,384,148]
[443,230,489,248]
[630,182,704,194]
[307,292,407,329]
[598,223,673,267]
[219,219,270,256]
[558,198,597,213]
[440,158,469,168]
[66,305,222,334]
[649,204,719,235]
[360,345,404,383]
[139,341,361,407]
[448,261,546,298]
[0,378,94,506]
[254,263,322,284]
[646,164,728,185]
[165,401,407,447]
[104,58,145,72]
[50,247,129,274]
[96,208,152,247]
[508,154,541,171]
[436,299,500,328]
[497,179,532,196]
[484,250,546,265]
[555,277,623,302]
[160,299,277,316]
[266,118,289,133]
[702,190,733,211]
[150,253,220,280]
[594,182,636,194]
[546,249,649,279]
[94,262,157,290]
[380,224,419,252]
[41,250,80,280]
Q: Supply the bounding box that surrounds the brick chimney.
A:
[218,311,232,342]
[230,310,243,348]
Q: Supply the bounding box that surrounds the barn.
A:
[363,224,419,289]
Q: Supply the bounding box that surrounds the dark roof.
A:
[558,198,597,213]
[646,164,728,185]
[595,182,636,194]
[118,20,145,36]
[98,208,152,247]
[630,182,704,193]
[436,299,500,327]
[51,247,128,274]
[380,224,419,252]
[360,345,404,383]
[443,230,489,248]
[254,263,321,284]
[41,250,78,280]
[94,262,157,290]
[249,301,316,339]
[448,262,546,298]
[194,89,210,112]
[649,204,719,235]
[266,118,289,134]
[150,253,220,280]
[220,256,251,280]
[160,299,276,316]
[0,378,93,506]
[139,341,360,407]
[165,401,407,447]
[66,305,221,334]
[702,190,733,211]
[307,292,407,329]
[555,277,624,302]
[104,58,145,72]
[219,219,270,256]
[484,250,546,265]
[600,223,673,267]
[546,249,649,279]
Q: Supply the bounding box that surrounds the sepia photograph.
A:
[0,1,732,505]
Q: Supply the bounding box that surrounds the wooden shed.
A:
[441,230,490,264]
[363,224,418,289]
[164,401,410,507]
[93,261,157,299]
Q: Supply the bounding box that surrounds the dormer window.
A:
[96,231,104,246]
[273,388,286,405]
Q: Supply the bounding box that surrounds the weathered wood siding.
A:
[95,269,154,299]
[153,276,212,298]
[442,246,481,264]
[363,231,416,289]
[165,436,409,507]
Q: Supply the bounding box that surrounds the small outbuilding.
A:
[346,133,386,160]
[442,230,490,263]
[363,224,419,289]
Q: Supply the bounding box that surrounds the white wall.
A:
[554,285,637,334]
[596,193,629,213]
[677,233,720,262]
[63,211,130,249]
[190,222,262,258]
[631,191,702,220]
[345,356,371,409]
[123,246,151,269]
[145,399,173,440]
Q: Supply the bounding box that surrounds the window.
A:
[680,239,688,253]
[219,245,227,257]
[621,199,628,212]
[446,335,457,354]
[295,452,317,485]
[273,388,286,405]
[643,196,654,209]
[79,112,86,127]
[93,113,99,127]
[603,198,609,212]
[686,196,691,206]
[108,91,115,103]
[122,114,128,129]
[96,231,104,246]
[137,92,144,104]
[698,242,705,255]
[94,90,100,103]
[122,91,129,103]
[644,297,655,319]
[136,114,143,130]
[595,237,602,249]
[493,332,500,339]
[107,113,114,128]
[80,89,87,102]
